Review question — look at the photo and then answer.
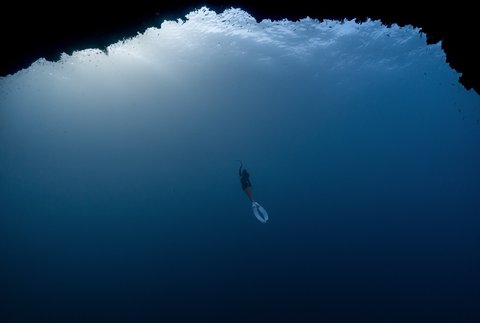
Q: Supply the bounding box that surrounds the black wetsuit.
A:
[239,165,252,190]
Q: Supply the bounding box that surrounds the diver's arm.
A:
[239,163,243,177]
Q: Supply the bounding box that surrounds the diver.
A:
[239,162,254,202]
[238,161,269,223]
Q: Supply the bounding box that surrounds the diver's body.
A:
[238,162,269,223]
[239,163,254,202]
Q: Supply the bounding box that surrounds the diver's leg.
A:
[244,187,254,202]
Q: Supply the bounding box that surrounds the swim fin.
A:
[252,201,269,223]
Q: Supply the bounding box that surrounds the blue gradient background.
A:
[1,8,479,322]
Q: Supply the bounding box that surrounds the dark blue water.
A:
[1,8,479,322]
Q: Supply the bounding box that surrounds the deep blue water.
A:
[1,8,479,322]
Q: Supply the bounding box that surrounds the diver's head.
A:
[242,169,248,176]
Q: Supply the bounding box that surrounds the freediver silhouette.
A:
[238,161,269,223]
[239,162,254,202]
